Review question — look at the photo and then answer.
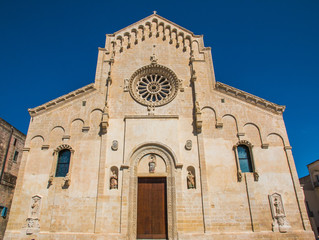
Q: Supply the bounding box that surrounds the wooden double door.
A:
[137,177,168,239]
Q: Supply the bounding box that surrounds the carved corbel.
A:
[107,72,112,85]
[215,122,223,129]
[261,143,269,149]
[191,70,197,82]
[48,174,54,187]
[254,171,259,181]
[190,50,195,63]
[237,171,243,182]
[62,173,71,188]
[101,106,109,134]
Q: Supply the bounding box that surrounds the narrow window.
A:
[13,138,17,146]
[13,151,19,162]
[55,149,71,177]
[237,145,253,172]
[0,206,7,218]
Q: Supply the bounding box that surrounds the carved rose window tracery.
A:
[129,64,179,107]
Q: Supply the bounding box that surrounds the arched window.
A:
[55,149,71,177]
[237,145,253,173]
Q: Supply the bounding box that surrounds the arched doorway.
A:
[125,143,178,240]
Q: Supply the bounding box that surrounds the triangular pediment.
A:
[113,13,199,37]
[102,13,206,57]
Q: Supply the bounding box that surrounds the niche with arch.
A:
[137,153,167,175]
[110,166,119,190]
[186,166,196,189]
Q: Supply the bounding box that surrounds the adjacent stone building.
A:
[300,160,319,239]
[4,13,315,239]
[0,118,26,240]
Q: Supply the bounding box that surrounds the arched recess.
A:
[70,118,84,136]
[243,122,262,146]
[267,133,286,147]
[30,135,44,147]
[125,142,178,240]
[201,106,217,138]
[222,114,238,141]
[48,126,65,144]
[89,108,103,132]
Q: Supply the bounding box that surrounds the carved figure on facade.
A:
[124,78,129,92]
[25,195,41,235]
[150,53,158,64]
[187,171,195,189]
[149,154,156,173]
[110,170,118,189]
[269,193,290,233]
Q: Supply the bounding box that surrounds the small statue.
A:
[110,171,118,189]
[123,79,129,92]
[149,154,156,173]
[30,198,40,218]
[195,101,201,114]
[187,171,195,189]
[274,197,284,215]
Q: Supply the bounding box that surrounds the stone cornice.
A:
[215,82,285,114]
[28,83,96,117]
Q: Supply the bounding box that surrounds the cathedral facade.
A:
[4,14,315,240]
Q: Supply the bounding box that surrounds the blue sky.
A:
[0,0,318,177]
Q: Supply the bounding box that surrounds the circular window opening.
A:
[129,64,179,107]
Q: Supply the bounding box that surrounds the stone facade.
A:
[0,118,26,240]
[4,13,315,239]
[300,160,319,239]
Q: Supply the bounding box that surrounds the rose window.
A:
[129,64,179,106]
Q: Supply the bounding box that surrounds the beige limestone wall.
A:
[4,14,315,240]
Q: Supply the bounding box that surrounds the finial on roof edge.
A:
[153,11,157,14]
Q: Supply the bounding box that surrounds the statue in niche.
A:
[30,197,40,218]
[274,197,284,215]
[187,171,195,189]
[149,154,156,173]
[25,195,41,234]
[110,171,118,189]
[269,193,290,233]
